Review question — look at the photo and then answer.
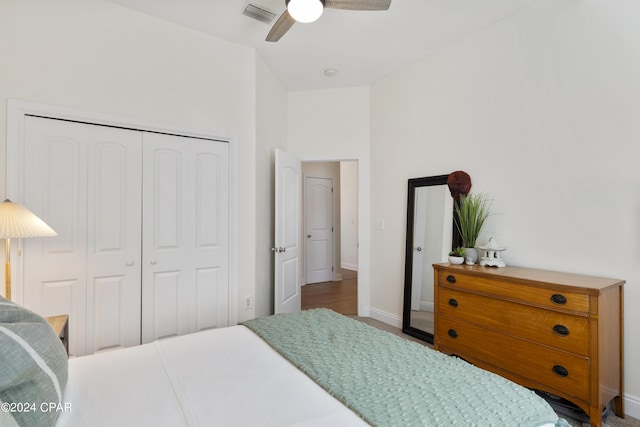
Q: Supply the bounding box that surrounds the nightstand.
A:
[46,314,69,356]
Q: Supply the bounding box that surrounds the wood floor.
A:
[301,269,357,315]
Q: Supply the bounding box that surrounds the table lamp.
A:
[0,199,57,300]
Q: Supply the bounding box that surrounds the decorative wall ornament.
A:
[446,170,471,200]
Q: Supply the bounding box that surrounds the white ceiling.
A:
[103,0,538,92]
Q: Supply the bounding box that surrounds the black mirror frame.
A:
[402,174,460,344]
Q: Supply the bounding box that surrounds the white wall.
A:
[0,0,257,321]
[255,55,288,318]
[370,0,640,415]
[340,161,359,271]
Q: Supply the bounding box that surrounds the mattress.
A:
[55,311,564,427]
[55,325,367,427]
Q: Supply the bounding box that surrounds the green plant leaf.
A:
[454,193,492,247]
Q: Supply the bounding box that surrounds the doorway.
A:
[300,161,358,315]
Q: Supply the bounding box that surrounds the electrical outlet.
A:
[244,295,253,310]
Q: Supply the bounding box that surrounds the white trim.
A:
[227,136,239,326]
[419,301,434,312]
[625,393,640,420]
[367,306,401,328]
[340,263,358,271]
[6,99,239,325]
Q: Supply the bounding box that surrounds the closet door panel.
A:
[23,116,89,356]
[195,267,222,331]
[142,136,191,342]
[86,126,142,353]
[192,142,229,332]
[153,149,181,248]
[92,275,127,351]
[142,133,229,343]
[23,117,143,356]
[151,271,181,340]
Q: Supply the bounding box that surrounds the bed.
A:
[1,297,568,427]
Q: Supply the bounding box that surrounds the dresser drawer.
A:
[437,315,590,402]
[438,271,590,313]
[438,287,590,356]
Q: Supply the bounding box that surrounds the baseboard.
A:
[340,263,358,271]
[368,307,401,328]
[625,392,640,420]
[419,301,434,312]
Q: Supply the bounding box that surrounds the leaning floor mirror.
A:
[402,175,458,344]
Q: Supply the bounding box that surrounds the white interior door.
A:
[304,176,333,284]
[274,149,301,314]
[141,133,229,343]
[22,116,142,356]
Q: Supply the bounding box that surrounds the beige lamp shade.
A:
[0,199,57,238]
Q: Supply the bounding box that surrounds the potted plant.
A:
[454,193,492,264]
[448,247,466,265]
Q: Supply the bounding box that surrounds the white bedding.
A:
[56,326,368,427]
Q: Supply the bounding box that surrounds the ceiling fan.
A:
[266,0,392,42]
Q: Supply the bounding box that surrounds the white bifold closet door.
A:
[21,116,228,356]
[141,132,229,344]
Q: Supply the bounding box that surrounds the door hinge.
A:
[332,227,334,232]
[331,187,334,193]
[332,266,334,272]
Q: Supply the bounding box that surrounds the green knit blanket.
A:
[244,309,567,427]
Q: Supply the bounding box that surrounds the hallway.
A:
[301,269,357,315]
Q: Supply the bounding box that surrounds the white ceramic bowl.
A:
[448,256,464,265]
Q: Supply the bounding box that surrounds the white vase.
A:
[464,247,478,265]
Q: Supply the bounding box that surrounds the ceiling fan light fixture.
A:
[286,0,324,23]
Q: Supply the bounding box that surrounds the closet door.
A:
[141,133,229,343]
[22,116,143,356]
[85,125,143,353]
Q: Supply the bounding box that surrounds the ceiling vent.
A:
[243,3,276,24]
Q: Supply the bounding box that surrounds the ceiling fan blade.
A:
[266,10,296,42]
[325,0,391,11]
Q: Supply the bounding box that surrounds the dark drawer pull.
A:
[553,324,569,336]
[448,298,458,307]
[552,365,569,377]
[448,329,458,338]
[550,294,567,305]
[446,275,456,284]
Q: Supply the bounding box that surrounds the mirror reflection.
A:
[402,175,456,343]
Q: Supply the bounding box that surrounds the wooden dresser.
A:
[433,263,624,427]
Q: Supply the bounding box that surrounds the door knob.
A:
[279,247,286,253]
[307,235,312,238]
[416,247,423,251]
